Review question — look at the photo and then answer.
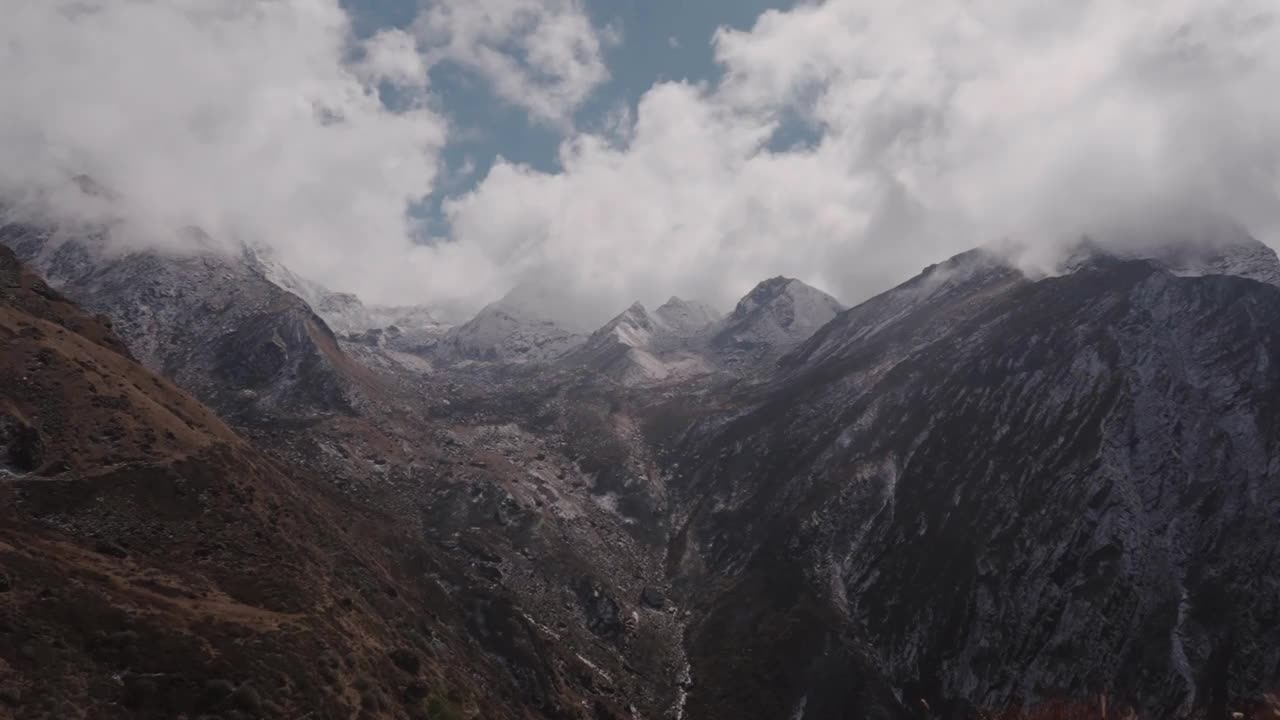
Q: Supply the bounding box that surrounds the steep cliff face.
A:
[667,253,1280,718]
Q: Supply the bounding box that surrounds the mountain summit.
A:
[568,301,716,384]
[707,276,845,366]
[436,293,585,364]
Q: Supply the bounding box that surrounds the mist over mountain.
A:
[6,1,1280,322]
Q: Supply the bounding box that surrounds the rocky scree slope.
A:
[230,339,698,719]
[660,246,1280,719]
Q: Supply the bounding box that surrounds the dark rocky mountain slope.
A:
[663,247,1280,719]
[0,245,417,718]
[5,210,1280,720]
[0,246,679,719]
[1,225,369,422]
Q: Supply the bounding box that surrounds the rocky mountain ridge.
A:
[666,246,1280,719]
[707,276,846,368]
[3,216,1280,720]
[653,297,722,336]
[566,301,715,385]
[0,245,537,718]
[1,226,367,423]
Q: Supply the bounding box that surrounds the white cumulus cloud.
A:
[440,0,1280,322]
[4,0,1280,326]
[0,0,446,303]
[356,27,429,91]
[413,0,611,126]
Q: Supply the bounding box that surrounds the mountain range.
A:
[3,209,1279,719]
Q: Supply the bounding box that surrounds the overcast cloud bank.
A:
[3,0,1279,324]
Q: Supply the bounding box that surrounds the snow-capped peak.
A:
[714,278,843,347]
